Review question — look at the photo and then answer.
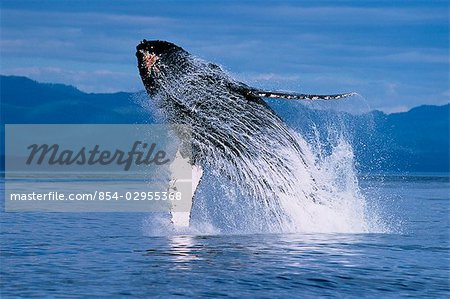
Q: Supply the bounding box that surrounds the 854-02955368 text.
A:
[5,185,191,212]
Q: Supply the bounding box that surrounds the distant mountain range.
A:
[1,75,449,173]
[1,75,151,124]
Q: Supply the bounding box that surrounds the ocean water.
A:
[1,174,449,298]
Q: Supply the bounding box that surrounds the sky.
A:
[0,0,448,113]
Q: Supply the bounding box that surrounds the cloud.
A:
[377,51,449,64]
[378,105,410,114]
[264,5,447,24]
[1,9,172,27]
[0,9,176,66]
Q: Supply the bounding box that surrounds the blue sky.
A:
[1,0,448,112]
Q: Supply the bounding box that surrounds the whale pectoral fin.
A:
[229,82,356,101]
[254,90,357,101]
[169,150,203,227]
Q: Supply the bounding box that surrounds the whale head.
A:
[136,40,187,95]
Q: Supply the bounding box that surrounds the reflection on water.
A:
[144,233,372,273]
[159,235,200,270]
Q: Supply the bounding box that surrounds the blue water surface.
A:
[1,175,449,298]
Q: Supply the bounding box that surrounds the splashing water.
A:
[188,129,385,234]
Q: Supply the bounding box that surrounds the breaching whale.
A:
[136,40,355,227]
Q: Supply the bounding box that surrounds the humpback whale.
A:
[136,40,355,227]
